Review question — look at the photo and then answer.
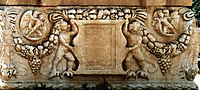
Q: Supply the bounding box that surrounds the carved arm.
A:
[160,18,175,30]
[29,13,38,21]
[122,19,131,37]
[70,20,78,36]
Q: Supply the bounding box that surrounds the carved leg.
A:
[185,68,198,81]
[185,44,199,80]
[124,50,136,78]
[134,49,148,79]
[61,52,75,78]
[49,56,63,78]
[49,46,64,78]
[191,44,199,71]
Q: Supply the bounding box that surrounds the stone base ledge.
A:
[1,81,197,89]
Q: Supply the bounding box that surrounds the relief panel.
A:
[0,6,198,89]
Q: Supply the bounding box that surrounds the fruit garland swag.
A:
[13,22,60,74]
[140,10,193,74]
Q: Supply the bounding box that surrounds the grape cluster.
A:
[157,58,171,74]
[28,57,41,74]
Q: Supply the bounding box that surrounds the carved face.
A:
[60,20,69,32]
[128,21,140,34]
[163,9,169,17]
[32,11,41,18]
[157,10,164,18]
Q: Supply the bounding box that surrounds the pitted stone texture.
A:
[0,0,192,6]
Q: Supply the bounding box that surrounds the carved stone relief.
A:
[122,11,149,79]
[13,9,57,75]
[141,8,198,77]
[0,9,17,80]
[0,6,198,89]
[153,9,178,37]
[48,12,79,78]
[20,10,48,44]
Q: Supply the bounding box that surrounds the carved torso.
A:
[59,31,71,44]
[126,33,142,47]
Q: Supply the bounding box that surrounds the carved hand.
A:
[64,45,74,53]
[125,18,129,25]
[70,19,75,25]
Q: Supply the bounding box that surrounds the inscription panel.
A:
[74,20,126,74]
[83,24,116,70]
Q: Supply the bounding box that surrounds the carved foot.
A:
[186,68,199,81]
[49,69,60,78]
[136,69,149,79]
[126,70,136,78]
[61,70,74,78]
[0,64,17,81]
[8,67,17,78]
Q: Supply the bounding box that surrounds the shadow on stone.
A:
[94,77,112,90]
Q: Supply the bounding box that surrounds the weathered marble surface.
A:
[0,5,199,89]
[0,0,192,6]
